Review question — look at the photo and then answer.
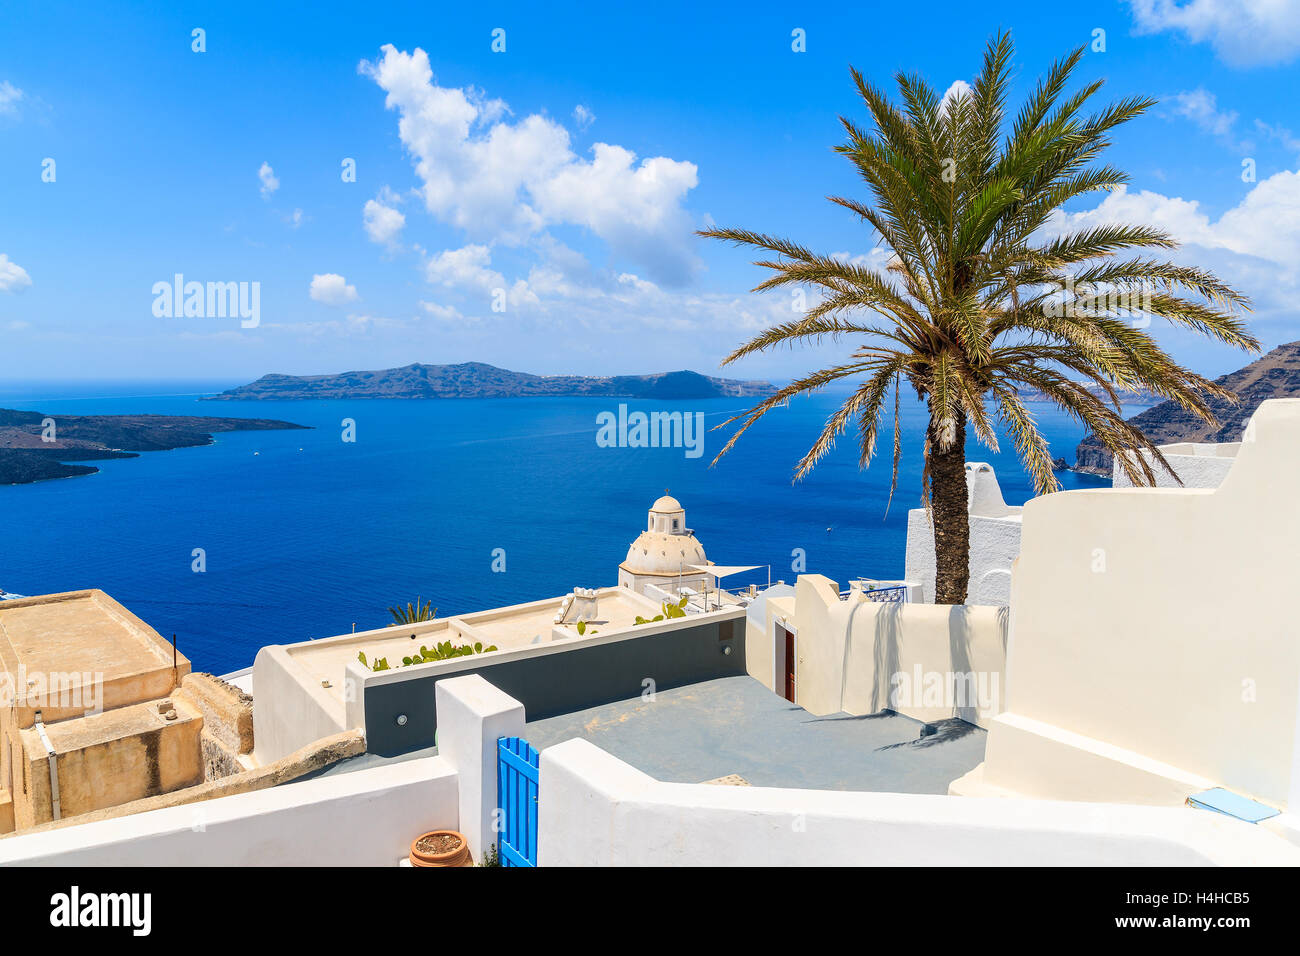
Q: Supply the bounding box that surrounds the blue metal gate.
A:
[497,736,539,867]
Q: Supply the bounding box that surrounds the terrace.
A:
[256,586,668,715]
[524,675,986,793]
[249,585,747,765]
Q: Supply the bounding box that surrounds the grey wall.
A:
[363,615,745,757]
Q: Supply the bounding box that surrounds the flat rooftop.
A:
[462,588,666,648]
[0,590,178,680]
[524,675,987,793]
[279,587,672,702]
[0,590,188,722]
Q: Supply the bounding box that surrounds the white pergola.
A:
[686,564,764,610]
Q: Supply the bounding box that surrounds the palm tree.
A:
[388,596,436,625]
[700,32,1258,605]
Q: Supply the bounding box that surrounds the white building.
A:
[617,495,711,597]
[904,442,1245,605]
[1113,442,1241,490]
[904,462,1022,605]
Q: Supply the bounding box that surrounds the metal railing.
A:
[839,584,911,604]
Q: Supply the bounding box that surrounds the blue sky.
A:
[3,0,1300,384]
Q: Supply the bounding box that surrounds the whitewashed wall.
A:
[964,401,1300,810]
[251,644,348,765]
[905,463,1022,605]
[538,739,1300,866]
[771,575,1007,727]
[0,757,458,866]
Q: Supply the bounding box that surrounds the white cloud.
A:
[424,244,503,292]
[940,80,973,113]
[358,44,700,284]
[572,104,595,130]
[1255,119,1300,155]
[309,273,359,306]
[339,313,400,332]
[0,81,22,117]
[363,197,406,245]
[1129,0,1300,66]
[529,144,699,280]
[262,313,404,338]
[258,162,280,199]
[1047,172,1300,316]
[424,244,540,312]
[420,301,475,323]
[515,259,784,337]
[414,233,787,344]
[0,254,32,292]
[285,208,305,229]
[1169,88,1240,142]
[1050,178,1300,266]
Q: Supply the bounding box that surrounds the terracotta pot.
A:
[409,830,470,867]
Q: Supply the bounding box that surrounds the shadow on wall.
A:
[867,601,899,716]
[845,600,1007,726]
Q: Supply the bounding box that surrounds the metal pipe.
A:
[33,710,61,821]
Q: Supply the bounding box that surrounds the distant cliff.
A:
[0,409,308,485]
[205,362,777,401]
[1074,341,1300,475]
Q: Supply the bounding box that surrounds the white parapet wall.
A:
[537,738,1300,866]
[252,641,351,766]
[0,756,459,866]
[765,574,1007,727]
[905,462,1022,605]
[1113,442,1241,489]
[955,400,1300,811]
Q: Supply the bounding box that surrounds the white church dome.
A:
[650,495,683,514]
[619,494,708,577]
[622,532,707,576]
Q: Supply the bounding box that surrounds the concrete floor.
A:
[524,675,986,793]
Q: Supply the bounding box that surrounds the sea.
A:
[0,380,1141,674]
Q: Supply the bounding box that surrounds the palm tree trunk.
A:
[928,410,970,605]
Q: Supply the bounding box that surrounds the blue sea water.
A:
[0,381,1135,674]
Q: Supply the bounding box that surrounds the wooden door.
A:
[782,627,796,702]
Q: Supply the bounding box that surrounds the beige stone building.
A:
[0,590,253,833]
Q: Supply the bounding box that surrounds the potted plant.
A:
[409,829,470,867]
